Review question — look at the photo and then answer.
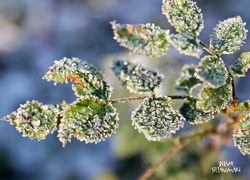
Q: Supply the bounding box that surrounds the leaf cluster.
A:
[1,0,250,157]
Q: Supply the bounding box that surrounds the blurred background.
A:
[0,0,250,179]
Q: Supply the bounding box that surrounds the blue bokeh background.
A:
[0,0,250,179]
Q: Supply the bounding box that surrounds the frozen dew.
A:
[168,33,203,58]
[210,16,247,55]
[196,77,232,112]
[112,60,164,94]
[43,57,112,99]
[180,97,214,124]
[230,52,250,77]
[131,96,185,141]
[174,64,202,94]
[57,95,119,147]
[233,113,250,155]
[31,120,41,128]
[3,101,58,140]
[196,55,228,88]
[111,21,170,57]
[162,0,204,36]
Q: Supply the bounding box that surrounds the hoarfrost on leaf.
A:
[131,96,185,141]
[180,97,214,124]
[43,57,112,99]
[111,21,170,57]
[174,64,202,94]
[233,113,250,155]
[162,0,204,36]
[168,33,203,58]
[196,77,232,112]
[210,16,247,55]
[57,95,119,147]
[230,52,250,77]
[112,60,164,94]
[3,101,59,140]
[196,55,228,88]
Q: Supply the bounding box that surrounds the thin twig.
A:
[199,41,219,57]
[110,95,151,103]
[231,77,238,104]
[110,95,188,104]
[169,95,189,99]
[227,71,238,105]
[139,127,218,179]
[200,40,238,104]
[224,64,238,106]
[139,139,189,180]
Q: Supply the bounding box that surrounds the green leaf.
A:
[180,97,214,124]
[174,64,202,94]
[230,52,250,77]
[3,101,59,140]
[168,33,203,58]
[131,96,185,141]
[210,16,247,55]
[236,101,250,112]
[112,60,164,94]
[196,77,232,112]
[162,0,203,36]
[43,57,112,99]
[58,95,119,147]
[233,113,250,155]
[196,55,228,88]
[72,83,89,97]
[111,21,170,57]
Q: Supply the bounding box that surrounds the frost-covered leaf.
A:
[131,96,185,141]
[58,95,119,147]
[180,97,214,124]
[168,33,203,58]
[196,55,228,88]
[236,101,250,112]
[72,84,89,98]
[233,113,250,155]
[162,0,203,36]
[111,21,170,57]
[112,60,164,94]
[3,101,59,140]
[210,16,247,55]
[197,77,232,112]
[234,135,250,156]
[174,64,202,94]
[43,57,112,99]
[230,52,250,77]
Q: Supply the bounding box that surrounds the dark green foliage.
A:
[180,97,214,124]
[174,64,202,94]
